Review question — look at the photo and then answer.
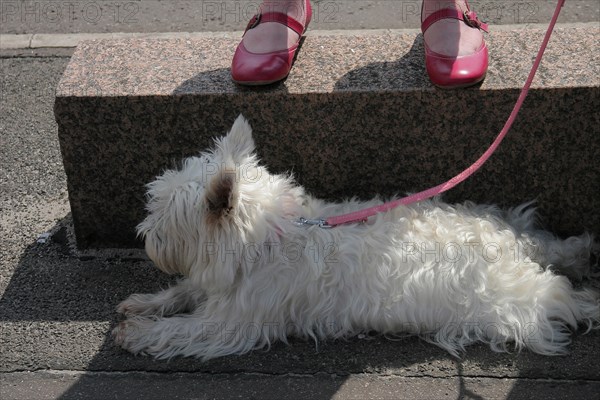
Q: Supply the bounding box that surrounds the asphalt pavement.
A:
[1,1,600,399]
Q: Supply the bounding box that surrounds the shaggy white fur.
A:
[113,115,600,360]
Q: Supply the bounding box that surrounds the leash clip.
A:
[293,217,332,229]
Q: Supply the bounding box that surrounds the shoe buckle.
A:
[247,13,262,30]
[463,11,482,29]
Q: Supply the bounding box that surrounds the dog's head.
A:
[137,116,262,275]
[137,115,272,286]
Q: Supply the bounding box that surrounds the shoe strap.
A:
[421,7,489,33]
[244,12,306,36]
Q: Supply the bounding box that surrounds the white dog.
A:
[114,115,599,360]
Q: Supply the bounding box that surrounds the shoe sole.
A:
[232,76,288,86]
[432,73,486,89]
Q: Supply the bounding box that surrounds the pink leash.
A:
[300,0,566,229]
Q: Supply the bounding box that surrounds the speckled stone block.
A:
[54,26,600,248]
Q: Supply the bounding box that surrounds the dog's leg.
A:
[113,311,283,360]
[423,267,600,356]
[503,271,599,354]
[116,279,204,318]
[459,264,600,355]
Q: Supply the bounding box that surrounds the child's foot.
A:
[421,0,489,88]
[231,0,311,85]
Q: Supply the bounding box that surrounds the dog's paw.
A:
[112,320,131,346]
[112,318,151,354]
[116,294,158,317]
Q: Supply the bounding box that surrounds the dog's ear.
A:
[205,171,236,222]
[218,115,256,162]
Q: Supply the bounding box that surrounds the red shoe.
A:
[231,1,312,85]
[421,1,489,88]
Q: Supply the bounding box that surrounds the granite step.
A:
[54,25,600,249]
